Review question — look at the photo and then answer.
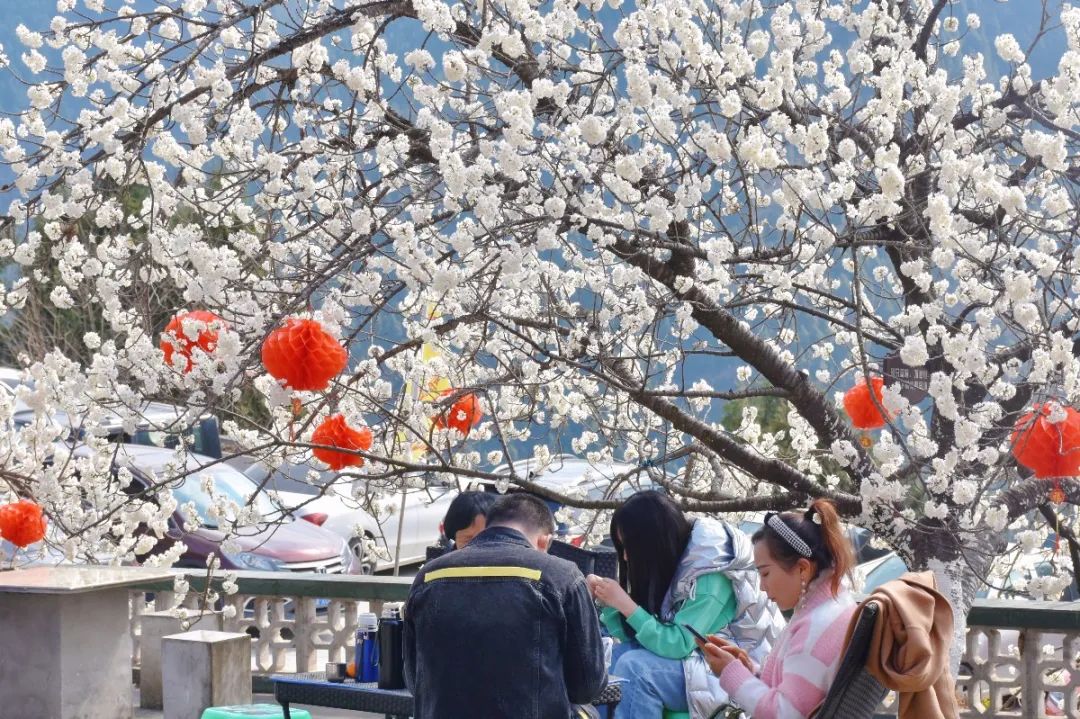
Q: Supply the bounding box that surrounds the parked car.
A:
[14,401,223,459]
[0,366,26,395]
[243,458,456,572]
[2,443,359,575]
[116,445,360,574]
[485,454,657,545]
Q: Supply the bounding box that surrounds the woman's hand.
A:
[586,575,638,617]
[695,635,754,675]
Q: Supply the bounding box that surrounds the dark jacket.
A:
[404,526,606,719]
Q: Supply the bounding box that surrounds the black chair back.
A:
[813,601,888,718]
[549,540,619,580]
[425,544,450,563]
[549,540,595,576]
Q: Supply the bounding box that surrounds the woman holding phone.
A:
[695,499,857,719]
[587,491,784,719]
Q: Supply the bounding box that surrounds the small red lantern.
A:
[261,318,348,392]
[0,500,47,547]
[161,310,225,373]
[1011,403,1080,479]
[843,376,889,431]
[434,391,482,436]
[311,414,373,470]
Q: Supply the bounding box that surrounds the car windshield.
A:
[127,418,219,456]
[171,470,278,528]
[244,461,336,496]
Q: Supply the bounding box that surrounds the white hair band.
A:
[767,513,812,558]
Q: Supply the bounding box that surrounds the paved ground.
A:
[134,689,383,718]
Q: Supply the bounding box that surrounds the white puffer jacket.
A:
[659,518,786,719]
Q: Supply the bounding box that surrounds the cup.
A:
[326,661,347,683]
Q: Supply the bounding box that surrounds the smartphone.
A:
[682,623,709,644]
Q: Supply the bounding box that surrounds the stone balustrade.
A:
[129,572,1080,717]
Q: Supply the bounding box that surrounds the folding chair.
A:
[813,601,888,718]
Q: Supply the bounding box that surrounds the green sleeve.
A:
[624,572,737,660]
[600,605,631,641]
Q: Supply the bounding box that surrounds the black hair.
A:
[442,491,498,542]
[486,493,556,536]
[751,499,854,596]
[610,490,691,616]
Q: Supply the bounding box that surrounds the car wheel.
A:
[349,536,376,575]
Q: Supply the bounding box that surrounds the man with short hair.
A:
[404,493,607,718]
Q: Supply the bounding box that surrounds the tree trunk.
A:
[923,555,981,674]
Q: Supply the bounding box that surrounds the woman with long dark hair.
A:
[588,491,784,719]
[696,499,857,718]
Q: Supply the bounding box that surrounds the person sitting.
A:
[441,490,498,549]
[696,499,857,719]
[586,490,784,719]
[404,493,606,718]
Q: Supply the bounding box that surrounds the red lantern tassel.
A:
[290,397,303,442]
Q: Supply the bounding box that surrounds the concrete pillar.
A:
[140,610,223,709]
[162,630,251,719]
[0,589,137,718]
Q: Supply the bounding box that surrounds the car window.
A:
[171,471,277,528]
[127,427,203,453]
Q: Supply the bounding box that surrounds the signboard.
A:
[883,351,930,404]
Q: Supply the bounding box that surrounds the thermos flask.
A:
[355,612,379,682]
[377,604,406,689]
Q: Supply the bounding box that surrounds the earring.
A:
[796,579,808,610]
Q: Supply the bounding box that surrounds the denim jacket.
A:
[404,526,607,719]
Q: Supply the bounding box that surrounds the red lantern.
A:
[1011,403,1080,479]
[434,391,482,436]
[311,414,373,470]
[261,318,348,391]
[0,500,47,548]
[161,310,225,373]
[843,376,889,430]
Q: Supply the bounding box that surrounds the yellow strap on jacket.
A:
[424,566,542,582]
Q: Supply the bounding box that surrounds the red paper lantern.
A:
[161,310,225,373]
[1011,403,1080,479]
[434,391,482,436]
[261,318,348,391]
[311,414,373,470]
[0,500,47,548]
[843,376,889,430]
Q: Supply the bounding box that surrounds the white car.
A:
[243,459,457,573]
[0,366,25,395]
[487,454,657,545]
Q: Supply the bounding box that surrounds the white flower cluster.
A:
[0,0,1073,606]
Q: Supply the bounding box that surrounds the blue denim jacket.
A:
[404,526,607,718]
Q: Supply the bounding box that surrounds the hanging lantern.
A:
[261,318,348,392]
[433,390,482,436]
[161,310,225,373]
[1011,403,1080,479]
[843,376,889,430]
[311,414,373,470]
[0,500,47,548]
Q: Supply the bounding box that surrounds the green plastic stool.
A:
[201,705,311,719]
[662,711,691,719]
